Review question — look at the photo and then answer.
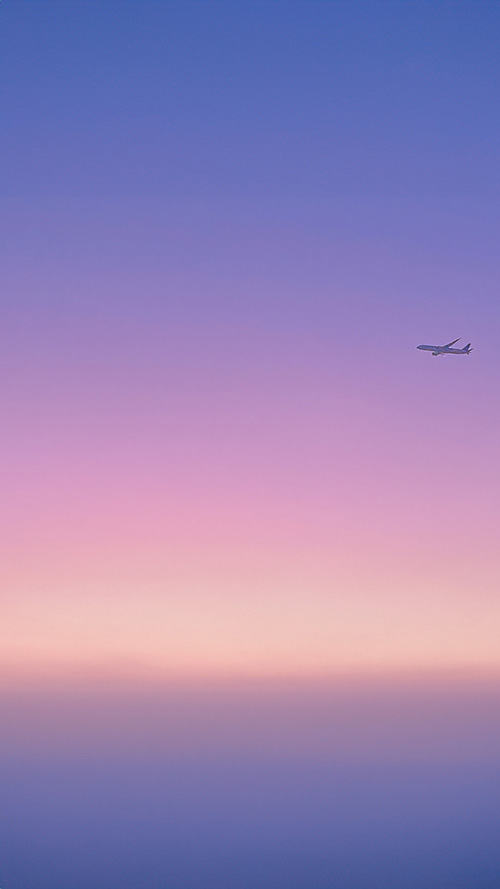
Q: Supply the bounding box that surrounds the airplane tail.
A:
[463,343,472,353]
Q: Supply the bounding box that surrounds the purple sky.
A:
[2,2,500,887]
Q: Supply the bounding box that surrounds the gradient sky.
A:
[2,3,500,887]
[2,0,500,680]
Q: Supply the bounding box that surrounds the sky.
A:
[2,2,500,888]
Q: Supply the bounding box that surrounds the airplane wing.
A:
[444,338,461,348]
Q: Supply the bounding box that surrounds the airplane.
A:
[417,338,473,356]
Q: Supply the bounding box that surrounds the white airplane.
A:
[417,338,472,356]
